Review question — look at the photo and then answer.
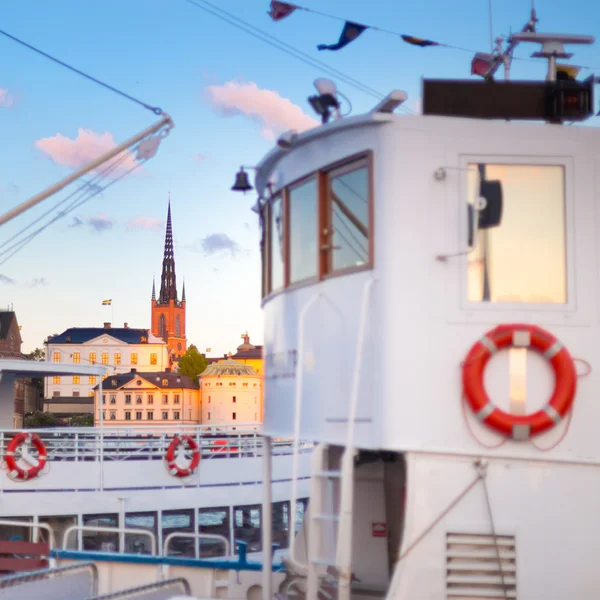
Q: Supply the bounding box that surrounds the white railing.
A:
[163,532,230,558]
[62,525,157,555]
[0,425,310,464]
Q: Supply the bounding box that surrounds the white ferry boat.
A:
[3,13,600,600]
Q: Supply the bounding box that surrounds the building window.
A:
[208,412,211,420]
[125,395,132,405]
[73,390,80,397]
[109,411,116,420]
[147,411,154,420]
[135,411,142,420]
[72,352,80,364]
[53,376,60,384]
[102,395,106,404]
[125,411,131,420]
[147,394,154,404]
[73,375,80,384]
[89,375,96,384]
[150,353,157,365]
[232,412,236,420]
[102,352,109,365]
[233,396,236,403]
[89,352,96,364]
[162,378,168,386]
[467,163,566,304]
[131,353,138,365]
[136,395,142,404]
[52,390,59,397]
[174,394,180,404]
[89,391,94,397]
[162,411,168,420]
[289,177,318,284]
[175,315,181,338]
[159,314,166,340]
[110,395,116,405]
[102,410,106,420]
[326,161,370,272]
[162,395,168,405]
[53,352,60,363]
[114,353,121,365]
[173,411,180,420]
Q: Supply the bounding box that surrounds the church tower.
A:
[151,198,187,360]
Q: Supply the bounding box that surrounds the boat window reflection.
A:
[83,513,118,551]
[272,501,290,549]
[162,509,194,557]
[271,195,284,291]
[328,164,369,271]
[39,515,76,548]
[467,163,567,304]
[234,504,262,553]
[125,512,157,555]
[0,516,33,542]
[289,178,318,284]
[198,507,230,557]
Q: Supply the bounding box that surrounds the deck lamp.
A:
[308,78,341,123]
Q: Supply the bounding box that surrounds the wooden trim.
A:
[282,187,290,289]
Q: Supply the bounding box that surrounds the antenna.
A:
[510,32,595,81]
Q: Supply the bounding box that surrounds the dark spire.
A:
[158,195,178,304]
[151,276,156,301]
[182,278,186,303]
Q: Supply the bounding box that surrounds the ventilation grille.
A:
[446,533,516,599]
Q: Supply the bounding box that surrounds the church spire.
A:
[151,276,156,301]
[158,195,178,304]
[182,278,186,303]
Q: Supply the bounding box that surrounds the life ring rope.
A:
[462,324,578,441]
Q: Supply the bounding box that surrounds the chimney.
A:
[104,322,111,329]
[124,322,129,329]
[165,367,171,373]
[130,368,137,374]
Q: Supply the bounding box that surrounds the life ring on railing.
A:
[165,435,200,477]
[5,432,48,481]
[462,324,577,440]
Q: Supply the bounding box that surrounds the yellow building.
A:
[218,332,263,375]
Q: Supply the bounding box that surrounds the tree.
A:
[177,344,208,380]
[70,414,94,427]
[24,347,45,361]
[24,411,59,428]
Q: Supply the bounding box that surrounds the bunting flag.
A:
[471,52,496,77]
[401,35,439,47]
[317,21,368,51]
[102,299,112,306]
[267,1,297,21]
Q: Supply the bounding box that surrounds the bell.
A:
[232,168,253,192]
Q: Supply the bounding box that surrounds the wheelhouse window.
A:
[289,177,318,284]
[263,153,372,297]
[466,163,566,304]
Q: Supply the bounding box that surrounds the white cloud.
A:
[126,216,163,232]
[205,80,318,141]
[0,89,15,108]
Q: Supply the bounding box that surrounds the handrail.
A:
[0,519,56,549]
[62,525,156,555]
[163,532,229,558]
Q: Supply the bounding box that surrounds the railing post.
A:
[261,435,273,600]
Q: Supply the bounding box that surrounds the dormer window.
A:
[162,378,168,386]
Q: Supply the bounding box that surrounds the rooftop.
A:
[95,370,199,390]
[201,359,260,378]
[47,325,163,345]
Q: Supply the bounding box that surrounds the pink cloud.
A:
[126,216,164,232]
[35,128,139,176]
[204,80,318,141]
[0,88,15,108]
[193,153,208,163]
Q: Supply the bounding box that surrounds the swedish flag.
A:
[102,299,112,306]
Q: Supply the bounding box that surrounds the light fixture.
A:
[308,78,341,124]
[231,167,254,193]
[371,90,408,114]
[277,129,298,151]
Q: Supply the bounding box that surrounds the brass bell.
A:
[232,168,253,192]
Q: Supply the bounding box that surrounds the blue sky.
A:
[0,0,599,354]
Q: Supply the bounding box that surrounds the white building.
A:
[199,359,262,428]
[94,369,199,425]
[44,323,170,402]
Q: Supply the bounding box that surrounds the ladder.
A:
[289,279,375,600]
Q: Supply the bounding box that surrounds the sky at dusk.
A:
[1,0,599,354]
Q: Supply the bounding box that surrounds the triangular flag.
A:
[401,35,439,47]
[317,21,368,51]
[268,1,297,21]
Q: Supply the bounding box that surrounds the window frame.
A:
[452,154,578,324]
[263,151,373,299]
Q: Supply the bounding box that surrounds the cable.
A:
[0,28,163,115]
[184,0,416,114]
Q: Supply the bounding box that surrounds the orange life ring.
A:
[165,435,200,477]
[5,433,48,481]
[462,324,577,440]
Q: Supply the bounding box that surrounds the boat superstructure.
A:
[250,28,600,600]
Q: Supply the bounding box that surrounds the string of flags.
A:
[266,0,597,78]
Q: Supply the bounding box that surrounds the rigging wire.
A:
[0,28,163,115]
[184,0,415,114]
